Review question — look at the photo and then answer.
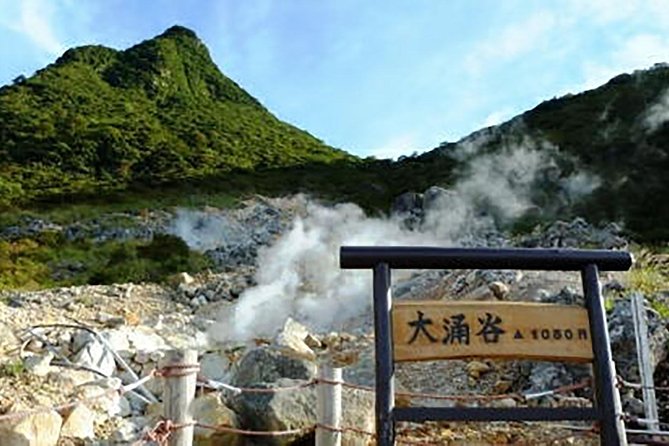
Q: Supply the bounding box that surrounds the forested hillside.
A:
[0,26,350,206]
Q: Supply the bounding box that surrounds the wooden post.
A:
[161,349,197,446]
[316,365,342,446]
[631,292,660,431]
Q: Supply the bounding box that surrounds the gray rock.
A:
[110,416,150,443]
[519,217,628,249]
[200,351,231,382]
[72,338,116,377]
[230,346,317,388]
[543,286,584,306]
[422,186,454,211]
[391,191,423,215]
[523,362,590,395]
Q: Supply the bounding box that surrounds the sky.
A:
[1,1,668,158]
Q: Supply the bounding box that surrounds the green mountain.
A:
[1,25,668,241]
[417,64,669,241]
[0,26,350,206]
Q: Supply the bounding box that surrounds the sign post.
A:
[340,246,633,446]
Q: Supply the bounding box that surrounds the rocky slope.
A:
[0,194,667,445]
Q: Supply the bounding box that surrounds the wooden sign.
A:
[393,301,593,362]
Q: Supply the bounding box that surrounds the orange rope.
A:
[155,363,200,378]
[195,422,313,436]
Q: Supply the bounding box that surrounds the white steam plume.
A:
[197,138,600,341]
[644,88,669,133]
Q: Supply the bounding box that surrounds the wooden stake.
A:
[631,292,660,431]
[160,349,197,446]
[316,365,342,446]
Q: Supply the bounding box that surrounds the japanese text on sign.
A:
[393,301,593,362]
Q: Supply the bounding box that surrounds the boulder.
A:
[59,404,96,440]
[192,393,242,446]
[72,336,116,377]
[199,351,231,382]
[231,378,374,446]
[230,346,316,388]
[274,318,317,361]
[74,378,131,421]
[0,406,62,446]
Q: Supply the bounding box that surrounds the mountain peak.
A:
[158,25,200,42]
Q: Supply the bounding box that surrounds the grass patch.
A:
[625,245,669,318]
[0,233,213,291]
[0,360,25,378]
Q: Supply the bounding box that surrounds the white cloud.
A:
[464,11,556,75]
[574,34,669,93]
[1,0,65,55]
[479,108,515,128]
[565,0,643,25]
[368,134,419,160]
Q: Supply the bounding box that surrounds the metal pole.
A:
[373,262,395,446]
[160,349,197,446]
[316,365,342,446]
[582,264,627,446]
[631,292,660,431]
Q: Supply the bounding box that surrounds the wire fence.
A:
[0,356,668,445]
[4,322,669,445]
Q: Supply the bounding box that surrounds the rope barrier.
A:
[315,376,590,402]
[523,378,591,400]
[618,376,669,392]
[195,422,313,436]
[625,428,669,437]
[316,422,376,437]
[0,372,153,424]
[2,327,651,445]
[154,363,200,378]
[199,377,317,393]
[624,414,669,430]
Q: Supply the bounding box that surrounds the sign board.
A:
[393,301,593,362]
[340,246,634,446]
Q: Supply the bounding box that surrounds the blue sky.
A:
[1,1,668,158]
